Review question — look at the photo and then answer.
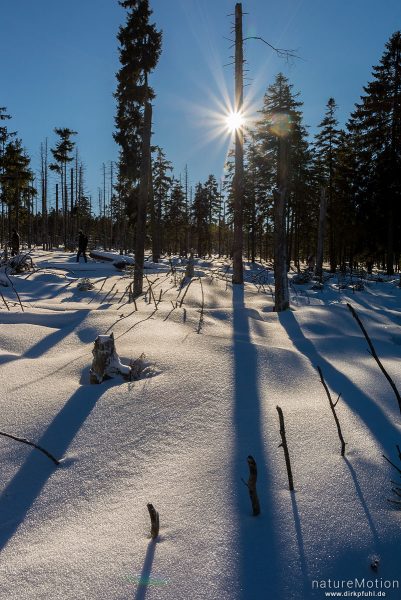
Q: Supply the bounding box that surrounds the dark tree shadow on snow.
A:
[278,310,400,455]
[278,309,397,578]
[232,285,281,598]
[0,381,107,552]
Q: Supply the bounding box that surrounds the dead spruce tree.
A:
[232,2,245,284]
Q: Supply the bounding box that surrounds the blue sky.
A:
[1,0,400,207]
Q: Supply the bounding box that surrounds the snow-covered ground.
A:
[1,251,401,600]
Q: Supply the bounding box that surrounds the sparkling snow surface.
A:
[0,251,401,600]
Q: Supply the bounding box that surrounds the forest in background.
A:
[0,1,400,289]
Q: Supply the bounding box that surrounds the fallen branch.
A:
[317,366,346,456]
[147,503,160,539]
[0,431,60,465]
[276,406,294,491]
[347,303,401,415]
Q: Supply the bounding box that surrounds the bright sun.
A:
[226,111,244,132]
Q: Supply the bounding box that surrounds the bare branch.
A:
[243,36,300,61]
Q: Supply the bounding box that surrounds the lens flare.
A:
[269,112,292,138]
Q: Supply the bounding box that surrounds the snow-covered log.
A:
[90,333,131,384]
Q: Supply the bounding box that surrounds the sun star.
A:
[226,110,245,132]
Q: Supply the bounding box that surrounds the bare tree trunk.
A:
[41,140,48,250]
[273,137,289,312]
[70,167,74,247]
[316,187,327,280]
[149,155,160,262]
[55,183,59,246]
[232,2,244,284]
[134,96,152,296]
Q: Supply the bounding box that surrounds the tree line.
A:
[1,0,400,296]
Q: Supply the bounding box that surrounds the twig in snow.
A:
[4,270,24,312]
[179,276,197,308]
[383,453,401,476]
[88,276,109,304]
[317,366,346,456]
[242,455,261,516]
[147,503,160,539]
[383,447,401,507]
[164,304,177,322]
[144,274,158,309]
[0,431,59,465]
[115,307,158,340]
[347,303,401,415]
[196,277,205,334]
[0,287,10,311]
[276,406,294,491]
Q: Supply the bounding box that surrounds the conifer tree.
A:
[152,146,172,259]
[165,178,186,254]
[314,98,341,271]
[114,0,162,294]
[1,138,35,237]
[253,73,305,310]
[49,127,77,248]
[348,31,401,274]
[192,183,209,258]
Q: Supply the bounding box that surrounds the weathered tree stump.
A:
[90,333,131,384]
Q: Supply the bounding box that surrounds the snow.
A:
[0,251,401,599]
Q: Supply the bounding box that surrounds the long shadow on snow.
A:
[23,309,90,359]
[232,286,281,599]
[0,382,105,552]
[0,310,90,365]
[278,310,400,455]
[133,540,157,600]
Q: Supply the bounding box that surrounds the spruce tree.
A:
[192,183,209,258]
[314,98,341,272]
[152,146,172,259]
[114,0,162,294]
[165,178,186,254]
[253,73,306,310]
[348,31,401,274]
[1,138,34,238]
[49,127,77,249]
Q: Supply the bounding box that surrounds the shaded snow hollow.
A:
[0,251,400,600]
